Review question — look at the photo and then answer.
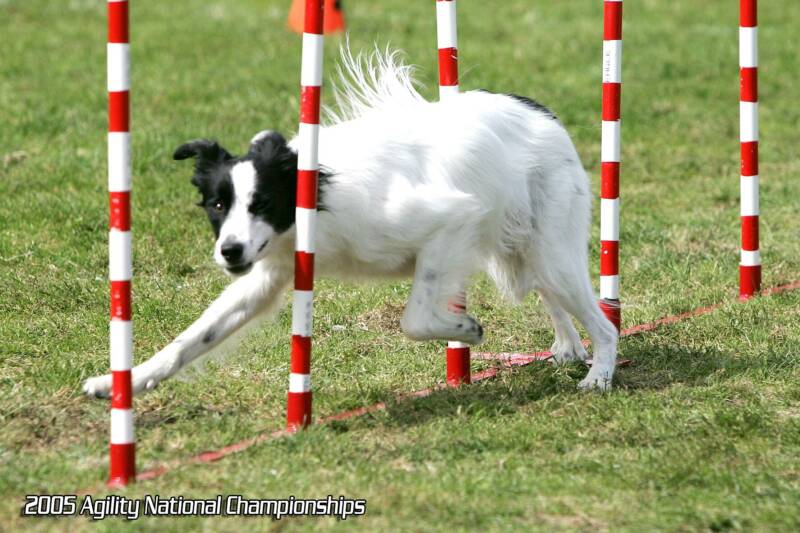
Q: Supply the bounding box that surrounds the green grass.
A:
[1,0,799,530]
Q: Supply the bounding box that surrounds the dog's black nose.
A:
[220,242,244,263]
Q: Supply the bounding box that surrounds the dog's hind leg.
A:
[400,229,484,344]
[539,255,618,390]
[83,261,291,398]
[538,289,588,364]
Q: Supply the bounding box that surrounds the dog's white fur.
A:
[84,48,618,398]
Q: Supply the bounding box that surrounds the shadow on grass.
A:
[328,337,760,432]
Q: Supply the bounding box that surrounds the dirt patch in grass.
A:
[355,303,405,334]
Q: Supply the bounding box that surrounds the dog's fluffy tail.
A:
[325,40,426,125]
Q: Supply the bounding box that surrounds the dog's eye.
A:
[213,201,224,212]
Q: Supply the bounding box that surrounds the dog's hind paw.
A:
[83,374,113,399]
[578,366,614,391]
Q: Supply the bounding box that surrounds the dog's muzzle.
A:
[225,262,253,276]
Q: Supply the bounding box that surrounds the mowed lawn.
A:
[1,0,799,530]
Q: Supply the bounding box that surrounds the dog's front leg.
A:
[400,229,484,345]
[83,262,291,398]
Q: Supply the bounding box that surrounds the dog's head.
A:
[174,131,297,276]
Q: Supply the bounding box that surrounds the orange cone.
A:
[288,0,346,34]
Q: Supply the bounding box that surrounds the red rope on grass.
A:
[106,281,800,486]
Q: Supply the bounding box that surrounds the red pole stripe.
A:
[600,240,619,275]
[446,347,471,386]
[601,163,620,198]
[739,266,761,298]
[602,83,621,121]
[286,392,313,429]
[108,91,130,132]
[740,0,757,27]
[603,2,623,40]
[107,1,129,43]
[108,443,135,486]
[740,67,758,102]
[741,215,759,250]
[741,141,758,176]
[109,192,131,230]
[110,280,131,320]
[290,336,312,373]
[437,48,458,86]
[111,371,133,408]
[599,300,621,330]
[303,0,324,35]
[294,251,315,290]
[296,169,318,209]
[300,86,321,124]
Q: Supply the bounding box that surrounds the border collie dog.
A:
[84,48,618,398]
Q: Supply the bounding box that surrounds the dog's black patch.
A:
[202,330,216,344]
[174,139,235,238]
[505,93,557,120]
[245,131,299,234]
[174,132,330,240]
[476,89,557,121]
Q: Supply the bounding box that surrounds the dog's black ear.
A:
[173,139,233,165]
[249,130,297,181]
[249,130,288,156]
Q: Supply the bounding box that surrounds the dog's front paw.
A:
[578,366,614,391]
[83,373,161,399]
[551,340,588,364]
[83,374,113,399]
[402,312,484,344]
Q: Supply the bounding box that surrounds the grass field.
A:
[2,0,800,530]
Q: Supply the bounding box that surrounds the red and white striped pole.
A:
[287,0,324,430]
[599,0,622,331]
[739,0,760,299]
[107,0,135,487]
[436,0,469,387]
[436,0,459,98]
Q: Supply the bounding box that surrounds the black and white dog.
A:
[84,48,618,398]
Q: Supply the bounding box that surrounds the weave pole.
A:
[599,0,623,331]
[436,0,459,98]
[107,0,135,487]
[739,0,760,298]
[436,0,469,386]
[287,0,324,431]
